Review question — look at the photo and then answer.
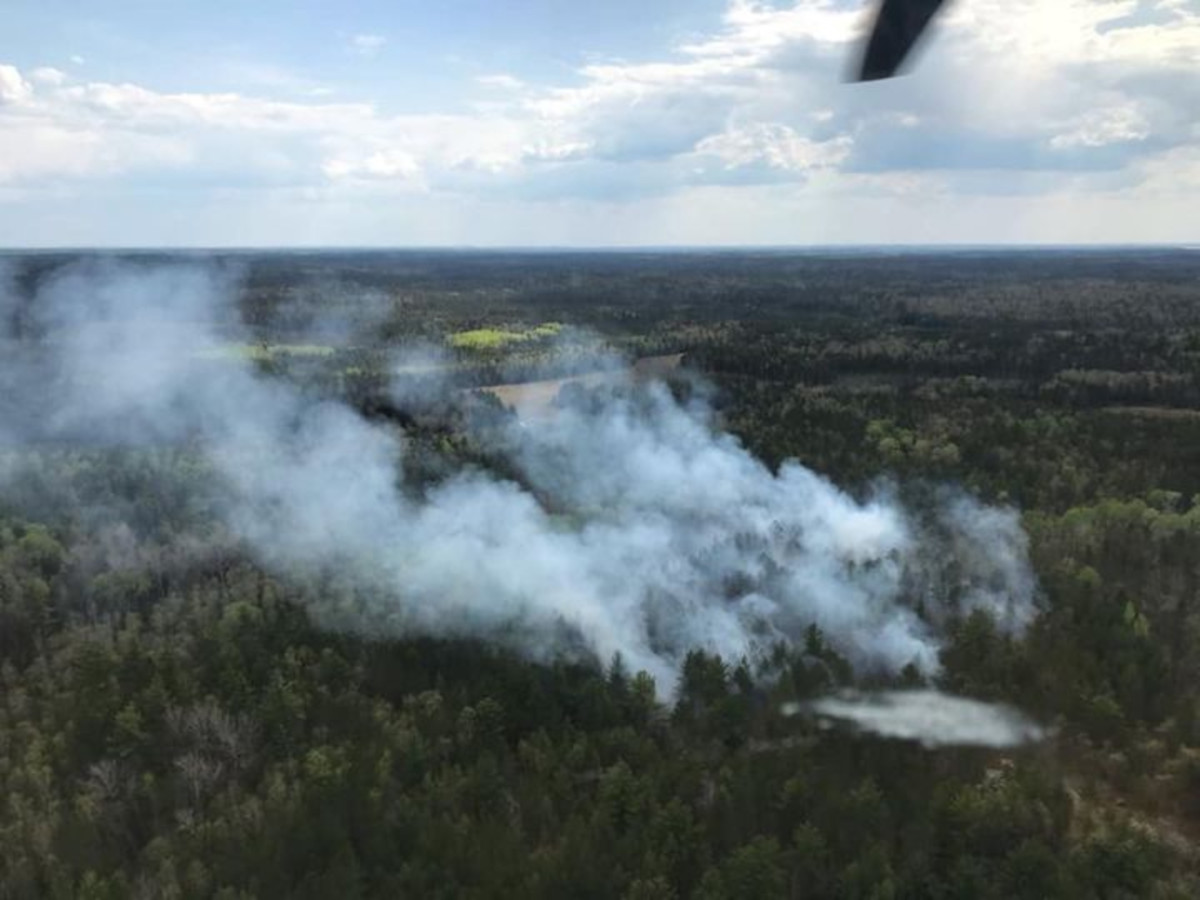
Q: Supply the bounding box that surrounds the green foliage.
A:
[448,323,563,350]
[696,837,787,900]
[4,250,1200,896]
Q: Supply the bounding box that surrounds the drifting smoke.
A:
[0,261,1038,695]
[801,690,1047,749]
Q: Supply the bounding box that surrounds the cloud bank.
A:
[1,0,1197,243]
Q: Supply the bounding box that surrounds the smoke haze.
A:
[804,690,1048,749]
[0,262,1038,695]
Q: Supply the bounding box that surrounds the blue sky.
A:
[1,0,1197,246]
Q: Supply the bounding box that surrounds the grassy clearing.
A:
[448,323,563,350]
[472,353,683,420]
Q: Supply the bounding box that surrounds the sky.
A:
[0,0,1197,247]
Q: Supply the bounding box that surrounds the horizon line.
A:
[2,242,1197,255]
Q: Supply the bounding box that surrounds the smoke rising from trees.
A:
[0,261,1037,695]
[804,690,1047,748]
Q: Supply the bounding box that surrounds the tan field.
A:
[474,353,683,420]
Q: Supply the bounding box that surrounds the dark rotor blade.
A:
[856,0,949,81]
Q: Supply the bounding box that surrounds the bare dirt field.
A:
[474,353,683,420]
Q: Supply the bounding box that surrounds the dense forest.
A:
[3,249,1200,898]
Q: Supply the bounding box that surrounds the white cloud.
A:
[477,74,524,91]
[0,65,32,105]
[1,0,1198,242]
[323,149,421,183]
[683,0,864,58]
[29,67,67,86]
[696,123,850,172]
[1050,105,1151,149]
[349,34,387,57]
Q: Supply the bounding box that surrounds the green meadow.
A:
[447,322,563,350]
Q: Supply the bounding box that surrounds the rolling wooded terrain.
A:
[2,249,1200,898]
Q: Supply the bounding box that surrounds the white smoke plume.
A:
[801,690,1048,749]
[0,261,1039,695]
